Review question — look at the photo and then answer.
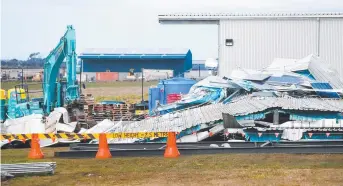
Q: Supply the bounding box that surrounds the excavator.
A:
[8,25,86,122]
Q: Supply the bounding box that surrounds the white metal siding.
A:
[219,19,319,76]
[319,18,343,78]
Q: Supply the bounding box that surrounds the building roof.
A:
[158,12,343,24]
[79,48,191,59]
[80,48,193,75]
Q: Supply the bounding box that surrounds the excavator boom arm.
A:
[43,25,79,113]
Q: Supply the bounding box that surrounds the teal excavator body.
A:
[43,25,79,113]
[7,25,82,120]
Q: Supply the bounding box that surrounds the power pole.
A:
[141,68,144,103]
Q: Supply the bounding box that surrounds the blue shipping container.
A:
[148,87,161,114]
[157,77,196,105]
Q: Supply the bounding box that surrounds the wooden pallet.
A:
[85,102,136,122]
[113,117,132,121]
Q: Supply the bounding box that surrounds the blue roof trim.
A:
[79,55,186,59]
[80,54,187,56]
[79,49,191,60]
[81,49,192,77]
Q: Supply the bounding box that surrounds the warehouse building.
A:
[158,12,343,77]
[79,48,192,81]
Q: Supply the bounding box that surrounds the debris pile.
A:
[1,54,342,145]
[0,109,127,148]
[110,54,343,143]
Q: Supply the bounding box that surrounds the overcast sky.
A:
[1,0,343,60]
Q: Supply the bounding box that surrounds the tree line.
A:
[1,52,44,69]
[1,58,45,69]
[1,52,65,69]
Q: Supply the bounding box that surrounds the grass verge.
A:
[1,81,156,103]
[1,147,343,186]
[1,81,158,91]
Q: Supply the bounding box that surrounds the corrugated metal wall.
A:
[218,18,337,76]
[319,18,343,77]
[82,59,186,77]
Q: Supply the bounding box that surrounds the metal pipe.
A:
[1,162,57,177]
[198,64,200,78]
[141,68,144,103]
[79,61,82,94]
[21,68,24,87]
[217,22,220,76]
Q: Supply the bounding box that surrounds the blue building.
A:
[191,60,207,71]
[79,48,192,79]
[185,60,211,80]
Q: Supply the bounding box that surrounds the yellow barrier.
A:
[8,88,26,100]
[0,132,169,141]
[0,89,5,100]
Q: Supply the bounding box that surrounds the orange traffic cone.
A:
[164,132,180,158]
[96,133,112,159]
[28,133,44,159]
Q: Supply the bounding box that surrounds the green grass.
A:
[0,81,156,102]
[85,81,158,88]
[1,81,158,91]
[1,81,42,91]
[1,148,343,186]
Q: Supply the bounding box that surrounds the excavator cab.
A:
[10,86,27,104]
[6,84,44,119]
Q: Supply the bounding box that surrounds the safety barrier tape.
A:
[0,132,169,140]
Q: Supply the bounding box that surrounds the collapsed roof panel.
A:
[266,75,304,86]
[311,82,341,98]
[265,54,343,89]
[111,95,343,136]
[266,57,309,72]
[307,55,343,89]
[231,69,271,81]
[110,54,343,143]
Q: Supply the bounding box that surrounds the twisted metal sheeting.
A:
[1,162,56,177]
[110,96,343,143]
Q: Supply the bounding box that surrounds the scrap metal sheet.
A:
[115,96,343,137]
